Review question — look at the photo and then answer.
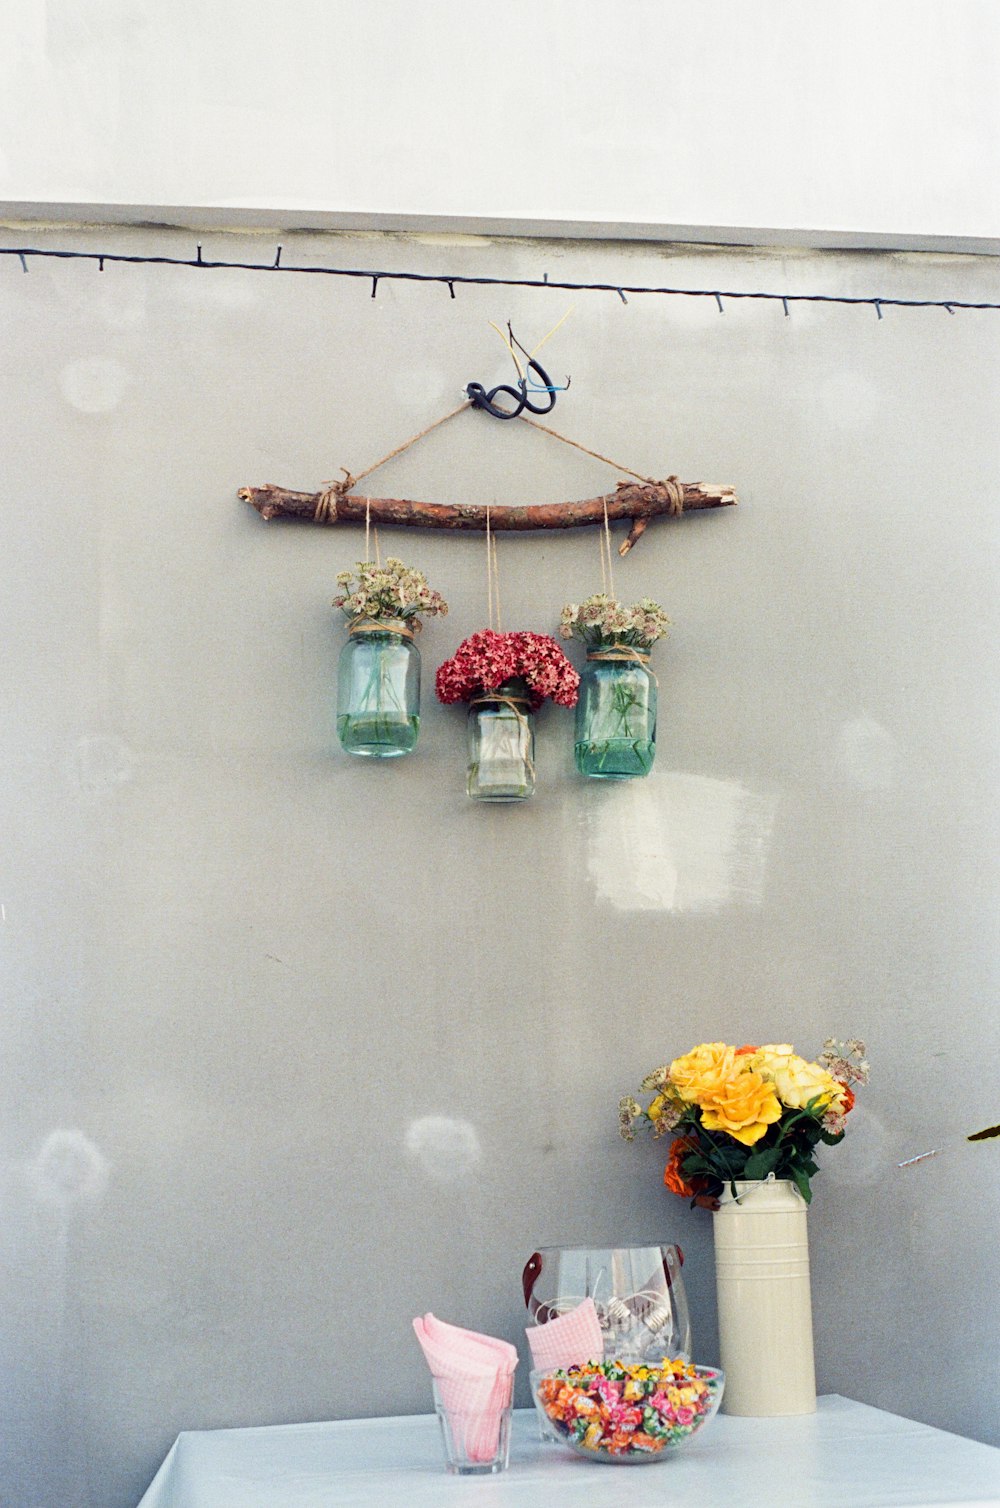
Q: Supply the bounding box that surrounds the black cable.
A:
[1,244,998,312]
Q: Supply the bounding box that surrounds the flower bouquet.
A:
[619,1039,870,1206]
[436,630,579,801]
[333,558,447,758]
[333,557,448,631]
[559,595,670,779]
[621,1039,870,1417]
[560,594,671,652]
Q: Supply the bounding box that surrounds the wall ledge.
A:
[1,201,998,258]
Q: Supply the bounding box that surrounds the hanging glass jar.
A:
[337,619,420,758]
[466,683,536,801]
[574,649,657,779]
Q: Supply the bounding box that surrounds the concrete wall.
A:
[2,0,999,245]
[0,223,998,1506]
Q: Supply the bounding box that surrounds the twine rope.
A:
[519,417,686,515]
[315,400,474,524]
[485,503,503,631]
[601,494,616,599]
[313,398,683,544]
[348,618,414,640]
[352,400,474,487]
[588,644,658,686]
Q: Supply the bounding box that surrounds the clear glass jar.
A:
[467,686,535,801]
[337,620,419,757]
[574,651,656,779]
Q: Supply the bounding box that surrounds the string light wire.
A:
[1,244,998,314]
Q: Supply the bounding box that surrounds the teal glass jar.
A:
[337,619,419,757]
[467,686,535,801]
[574,650,656,779]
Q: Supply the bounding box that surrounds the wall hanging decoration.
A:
[240,314,736,551]
[332,552,448,757]
[435,507,579,801]
[239,384,735,557]
[561,592,669,779]
[559,490,672,786]
[240,455,734,555]
[558,486,671,779]
[237,334,734,785]
[436,629,579,801]
[619,1038,870,1417]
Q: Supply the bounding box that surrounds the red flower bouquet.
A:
[435,629,580,711]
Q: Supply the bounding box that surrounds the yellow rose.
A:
[750,1044,840,1111]
[669,1042,737,1106]
[699,1068,782,1146]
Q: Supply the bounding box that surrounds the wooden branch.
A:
[237,479,737,556]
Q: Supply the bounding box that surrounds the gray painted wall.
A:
[1,227,998,1508]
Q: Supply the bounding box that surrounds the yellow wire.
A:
[529,306,575,358]
[489,321,524,381]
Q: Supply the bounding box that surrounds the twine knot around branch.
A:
[655,476,685,516]
[314,469,356,524]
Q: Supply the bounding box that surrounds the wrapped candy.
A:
[534,1358,721,1460]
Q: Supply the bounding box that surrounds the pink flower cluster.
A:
[435,629,580,710]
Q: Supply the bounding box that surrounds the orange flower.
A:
[735,1044,758,1055]
[663,1137,700,1197]
[839,1083,856,1114]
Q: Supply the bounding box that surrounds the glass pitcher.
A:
[522,1244,690,1362]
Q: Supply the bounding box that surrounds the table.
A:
[136,1396,1000,1507]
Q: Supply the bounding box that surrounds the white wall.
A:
[0,225,998,1508]
[2,0,999,246]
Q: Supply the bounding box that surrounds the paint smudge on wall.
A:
[820,1103,889,1188]
[58,355,130,413]
[26,1129,110,1209]
[72,735,133,795]
[404,1116,481,1184]
[834,714,899,793]
[584,770,776,914]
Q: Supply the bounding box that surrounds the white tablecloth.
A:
[136,1395,1000,1508]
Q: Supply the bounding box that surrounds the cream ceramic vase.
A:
[712,1178,816,1416]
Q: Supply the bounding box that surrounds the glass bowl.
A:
[530,1360,724,1465]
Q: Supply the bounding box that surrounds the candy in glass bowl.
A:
[530,1358,724,1465]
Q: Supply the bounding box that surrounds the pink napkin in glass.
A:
[413,1313,518,1462]
[526,1297,605,1372]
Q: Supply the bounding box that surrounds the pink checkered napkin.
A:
[526,1297,604,1372]
[413,1314,517,1463]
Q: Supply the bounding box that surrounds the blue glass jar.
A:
[574,650,656,779]
[337,619,419,757]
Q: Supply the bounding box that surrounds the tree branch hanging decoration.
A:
[238,402,737,557]
[238,345,740,797]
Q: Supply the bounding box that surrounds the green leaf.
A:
[743,1146,781,1181]
[790,1165,813,1203]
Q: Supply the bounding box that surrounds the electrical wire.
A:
[0,244,997,314]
